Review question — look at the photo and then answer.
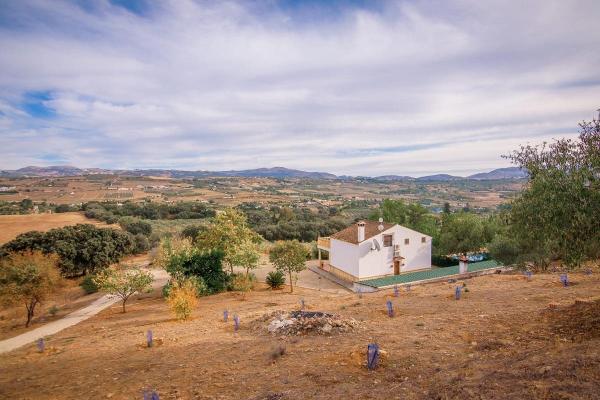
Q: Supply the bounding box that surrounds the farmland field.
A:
[0,212,116,244]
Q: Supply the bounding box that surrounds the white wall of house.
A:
[394,226,432,272]
[357,227,396,279]
[329,225,432,280]
[329,238,360,277]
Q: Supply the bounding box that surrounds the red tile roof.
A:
[331,220,394,244]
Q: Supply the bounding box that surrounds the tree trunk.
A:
[289,271,294,293]
[122,299,127,313]
[25,299,37,327]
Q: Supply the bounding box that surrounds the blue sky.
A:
[0,0,599,176]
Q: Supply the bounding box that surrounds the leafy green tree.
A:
[443,202,451,214]
[370,199,439,238]
[0,224,134,277]
[196,208,262,273]
[0,251,64,327]
[230,239,261,276]
[20,198,33,212]
[269,240,308,293]
[94,267,153,313]
[437,213,494,255]
[118,216,152,236]
[505,116,600,268]
[487,234,520,266]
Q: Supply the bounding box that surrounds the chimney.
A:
[357,221,366,242]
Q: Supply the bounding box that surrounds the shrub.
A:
[132,233,150,253]
[80,274,99,294]
[54,204,74,213]
[230,273,254,295]
[162,276,209,298]
[167,279,198,321]
[180,224,205,242]
[48,305,59,316]
[266,270,285,289]
[119,217,153,236]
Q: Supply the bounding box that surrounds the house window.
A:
[422,236,426,243]
[383,234,393,247]
[404,238,410,245]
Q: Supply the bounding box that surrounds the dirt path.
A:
[0,268,169,354]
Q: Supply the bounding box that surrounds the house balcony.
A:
[317,236,331,250]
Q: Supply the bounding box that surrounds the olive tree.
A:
[269,240,308,293]
[0,251,63,327]
[505,116,600,268]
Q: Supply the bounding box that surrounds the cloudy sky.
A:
[0,0,599,176]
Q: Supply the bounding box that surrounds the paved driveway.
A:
[0,268,169,354]
[248,260,349,294]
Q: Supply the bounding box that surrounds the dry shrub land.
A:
[1,270,599,400]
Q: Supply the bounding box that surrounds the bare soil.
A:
[0,271,599,400]
[0,212,116,244]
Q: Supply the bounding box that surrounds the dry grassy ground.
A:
[0,212,116,244]
[0,270,599,400]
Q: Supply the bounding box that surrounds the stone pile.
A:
[260,310,359,336]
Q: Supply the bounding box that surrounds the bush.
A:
[162,276,209,298]
[48,305,59,316]
[230,273,254,293]
[131,233,150,253]
[266,270,285,289]
[80,275,99,294]
[119,217,152,236]
[54,204,74,213]
[167,280,198,321]
[180,224,205,243]
[431,255,458,268]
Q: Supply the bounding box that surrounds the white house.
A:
[317,220,432,282]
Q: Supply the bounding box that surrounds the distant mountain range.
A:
[0,165,527,181]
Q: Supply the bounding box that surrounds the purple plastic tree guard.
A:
[406,284,411,292]
[560,274,569,287]
[37,338,44,353]
[147,330,153,348]
[233,315,240,331]
[393,285,399,297]
[223,310,229,322]
[367,343,380,370]
[525,271,533,281]
[357,287,363,298]
[386,300,394,317]
[455,286,462,300]
[300,298,305,310]
[143,389,160,400]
